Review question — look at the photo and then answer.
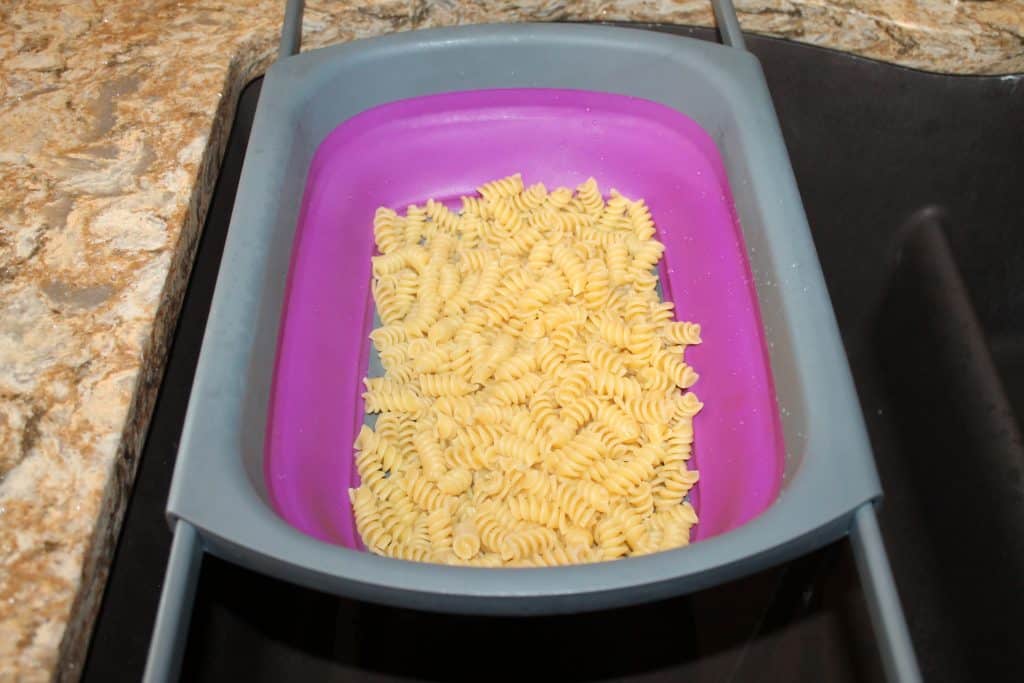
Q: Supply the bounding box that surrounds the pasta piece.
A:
[373,207,406,254]
[576,177,604,216]
[413,429,446,482]
[452,521,482,560]
[419,372,478,397]
[477,173,524,202]
[427,506,454,550]
[398,471,452,512]
[475,508,510,554]
[437,467,473,495]
[350,488,392,552]
[508,495,563,530]
[501,525,558,562]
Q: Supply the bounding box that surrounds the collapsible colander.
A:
[146,2,919,681]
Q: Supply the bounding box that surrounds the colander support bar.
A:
[850,504,922,683]
[278,0,746,56]
[710,0,746,50]
[279,0,304,59]
[143,521,203,683]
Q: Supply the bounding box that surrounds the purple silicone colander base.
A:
[264,89,785,551]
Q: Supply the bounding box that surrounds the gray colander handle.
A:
[277,0,746,58]
[142,520,203,683]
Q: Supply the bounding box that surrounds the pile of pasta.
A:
[350,173,703,567]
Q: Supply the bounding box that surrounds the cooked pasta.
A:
[352,173,702,566]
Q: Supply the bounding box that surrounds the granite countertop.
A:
[0,1,1021,680]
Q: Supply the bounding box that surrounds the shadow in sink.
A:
[179,544,883,683]
[875,208,1024,681]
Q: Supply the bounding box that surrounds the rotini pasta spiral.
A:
[404,204,427,245]
[436,467,473,495]
[486,373,542,405]
[362,379,425,414]
[552,243,587,295]
[444,442,495,471]
[477,173,524,202]
[508,495,563,530]
[419,372,478,397]
[425,198,460,233]
[350,488,392,552]
[527,239,554,272]
[353,174,703,567]
[475,508,510,554]
[452,520,482,560]
[663,320,702,346]
[501,525,559,561]
[426,506,454,550]
[474,469,524,502]
[599,445,662,496]
[550,428,606,479]
[413,429,446,482]
[628,199,656,240]
[390,542,432,562]
[617,394,672,424]
[545,186,574,209]
[596,401,641,442]
[398,471,453,512]
[373,207,405,255]
[653,465,700,511]
[576,177,604,216]
[590,369,643,402]
[594,514,630,560]
[491,433,541,468]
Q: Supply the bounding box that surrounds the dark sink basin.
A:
[745,23,1024,681]
[83,25,1024,683]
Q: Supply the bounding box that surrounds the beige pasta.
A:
[352,174,702,566]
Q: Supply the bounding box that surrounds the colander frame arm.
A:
[279,0,304,59]
[851,504,923,683]
[142,520,203,683]
[709,0,745,50]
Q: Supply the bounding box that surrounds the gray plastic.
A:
[278,0,304,60]
[710,0,746,50]
[164,21,881,611]
[143,521,202,683]
[851,504,923,683]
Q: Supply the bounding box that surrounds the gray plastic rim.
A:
[165,23,882,612]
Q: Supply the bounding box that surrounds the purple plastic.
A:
[265,89,785,551]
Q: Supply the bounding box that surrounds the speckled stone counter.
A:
[0,1,1021,680]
